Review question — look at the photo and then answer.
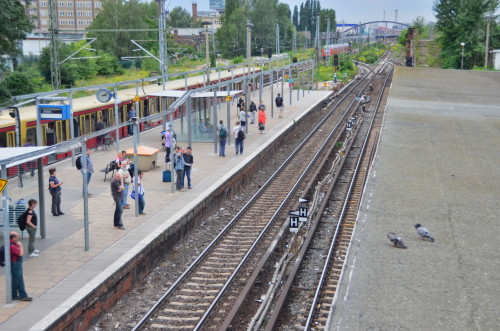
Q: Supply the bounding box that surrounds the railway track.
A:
[266,62,393,331]
[216,56,393,331]
[131,58,384,331]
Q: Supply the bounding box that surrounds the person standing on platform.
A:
[174,147,185,191]
[237,96,244,117]
[137,170,146,215]
[111,174,125,229]
[10,231,32,301]
[25,199,39,257]
[95,117,107,150]
[81,149,94,197]
[275,93,284,118]
[239,106,247,128]
[118,160,132,209]
[249,101,257,124]
[233,121,244,155]
[258,107,267,134]
[48,168,64,216]
[183,147,194,189]
[218,120,227,157]
[164,128,172,163]
[128,106,136,135]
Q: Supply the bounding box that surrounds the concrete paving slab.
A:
[0,71,331,329]
[328,68,500,331]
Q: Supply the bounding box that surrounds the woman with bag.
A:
[130,170,145,214]
[258,107,266,134]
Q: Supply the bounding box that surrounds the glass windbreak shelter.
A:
[149,90,243,144]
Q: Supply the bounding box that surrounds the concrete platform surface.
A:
[328,68,500,330]
[0,72,331,330]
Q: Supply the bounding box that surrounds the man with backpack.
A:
[275,93,284,118]
[218,120,227,157]
[24,199,39,257]
[233,121,245,155]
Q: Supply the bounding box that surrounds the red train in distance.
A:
[322,43,351,57]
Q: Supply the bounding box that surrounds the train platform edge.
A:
[327,67,500,330]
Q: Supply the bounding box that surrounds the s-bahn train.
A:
[321,43,351,57]
[0,69,252,176]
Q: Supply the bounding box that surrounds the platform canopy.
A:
[148,90,243,98]
[0,147,55,167]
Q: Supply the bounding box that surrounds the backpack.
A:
[237,128,246,141]
[17,210,29,231]
[219,126,227,139]
[76,156,82,170]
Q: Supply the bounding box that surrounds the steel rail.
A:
[304,63,394,330]
[131,63,371,331]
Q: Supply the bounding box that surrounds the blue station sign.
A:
[38,104,71,120]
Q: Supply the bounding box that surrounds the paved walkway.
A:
[327,68,500,330]
[0,72,331,329]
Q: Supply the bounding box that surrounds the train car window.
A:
[46,122,55,146]
[60,120,68,141]
[84,115,91,134]
[26,127,37,145]
[73,117,80,137]
[144,99,149,117]
[0,132,7,147]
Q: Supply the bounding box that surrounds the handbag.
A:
[130,190,136,200]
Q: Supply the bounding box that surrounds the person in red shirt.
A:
[258,107,267,134]
[10,231,32,301]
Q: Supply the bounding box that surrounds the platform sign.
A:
[0,179,7,194]
[38,104,71,120]
[133,95,141,102]
[289,216,299,232]
[299,206,308,222]
[225,96,232,102]
[346,119,352,131]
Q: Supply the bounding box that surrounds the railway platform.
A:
[327,68,500,330]
[0,78,331,329]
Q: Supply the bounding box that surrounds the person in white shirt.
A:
[233,121,245,155]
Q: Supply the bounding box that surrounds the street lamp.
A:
[246,22,254,60]
[203,21,211,86]
[460,42,465,70]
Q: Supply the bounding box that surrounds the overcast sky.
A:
[165,0,436,24]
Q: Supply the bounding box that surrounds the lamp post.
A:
[203,21,211,86]
[484,15,499,69]
[246,22,254,61]
[460,42,465,70]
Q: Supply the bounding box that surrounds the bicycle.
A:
[103,131,116,151]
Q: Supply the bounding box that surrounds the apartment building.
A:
[28,0,103,32]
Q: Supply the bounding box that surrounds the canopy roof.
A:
[0,147,55,167]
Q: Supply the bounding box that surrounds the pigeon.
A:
[414,224,434,242]
[387,232,407,249]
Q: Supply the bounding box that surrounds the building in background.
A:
[209,0,224,11]
[22,0,103,57]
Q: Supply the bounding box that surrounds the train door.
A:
[106,108,114,126]
[54,121,68,143]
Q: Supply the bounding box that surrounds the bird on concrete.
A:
[414,224,434,242]
[387,232,407,249]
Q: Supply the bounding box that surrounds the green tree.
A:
[167,6,192,28]
[0,72,36,97]
[0,0,33,59]
[433,0,499,69]
[216,0,248,58]
[88,0,158,58]
[292,5,299,27]
[320,9,336,35]
[251,0,279,51]
[412,16,426,35]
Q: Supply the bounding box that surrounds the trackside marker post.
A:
[289,215,299,233]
